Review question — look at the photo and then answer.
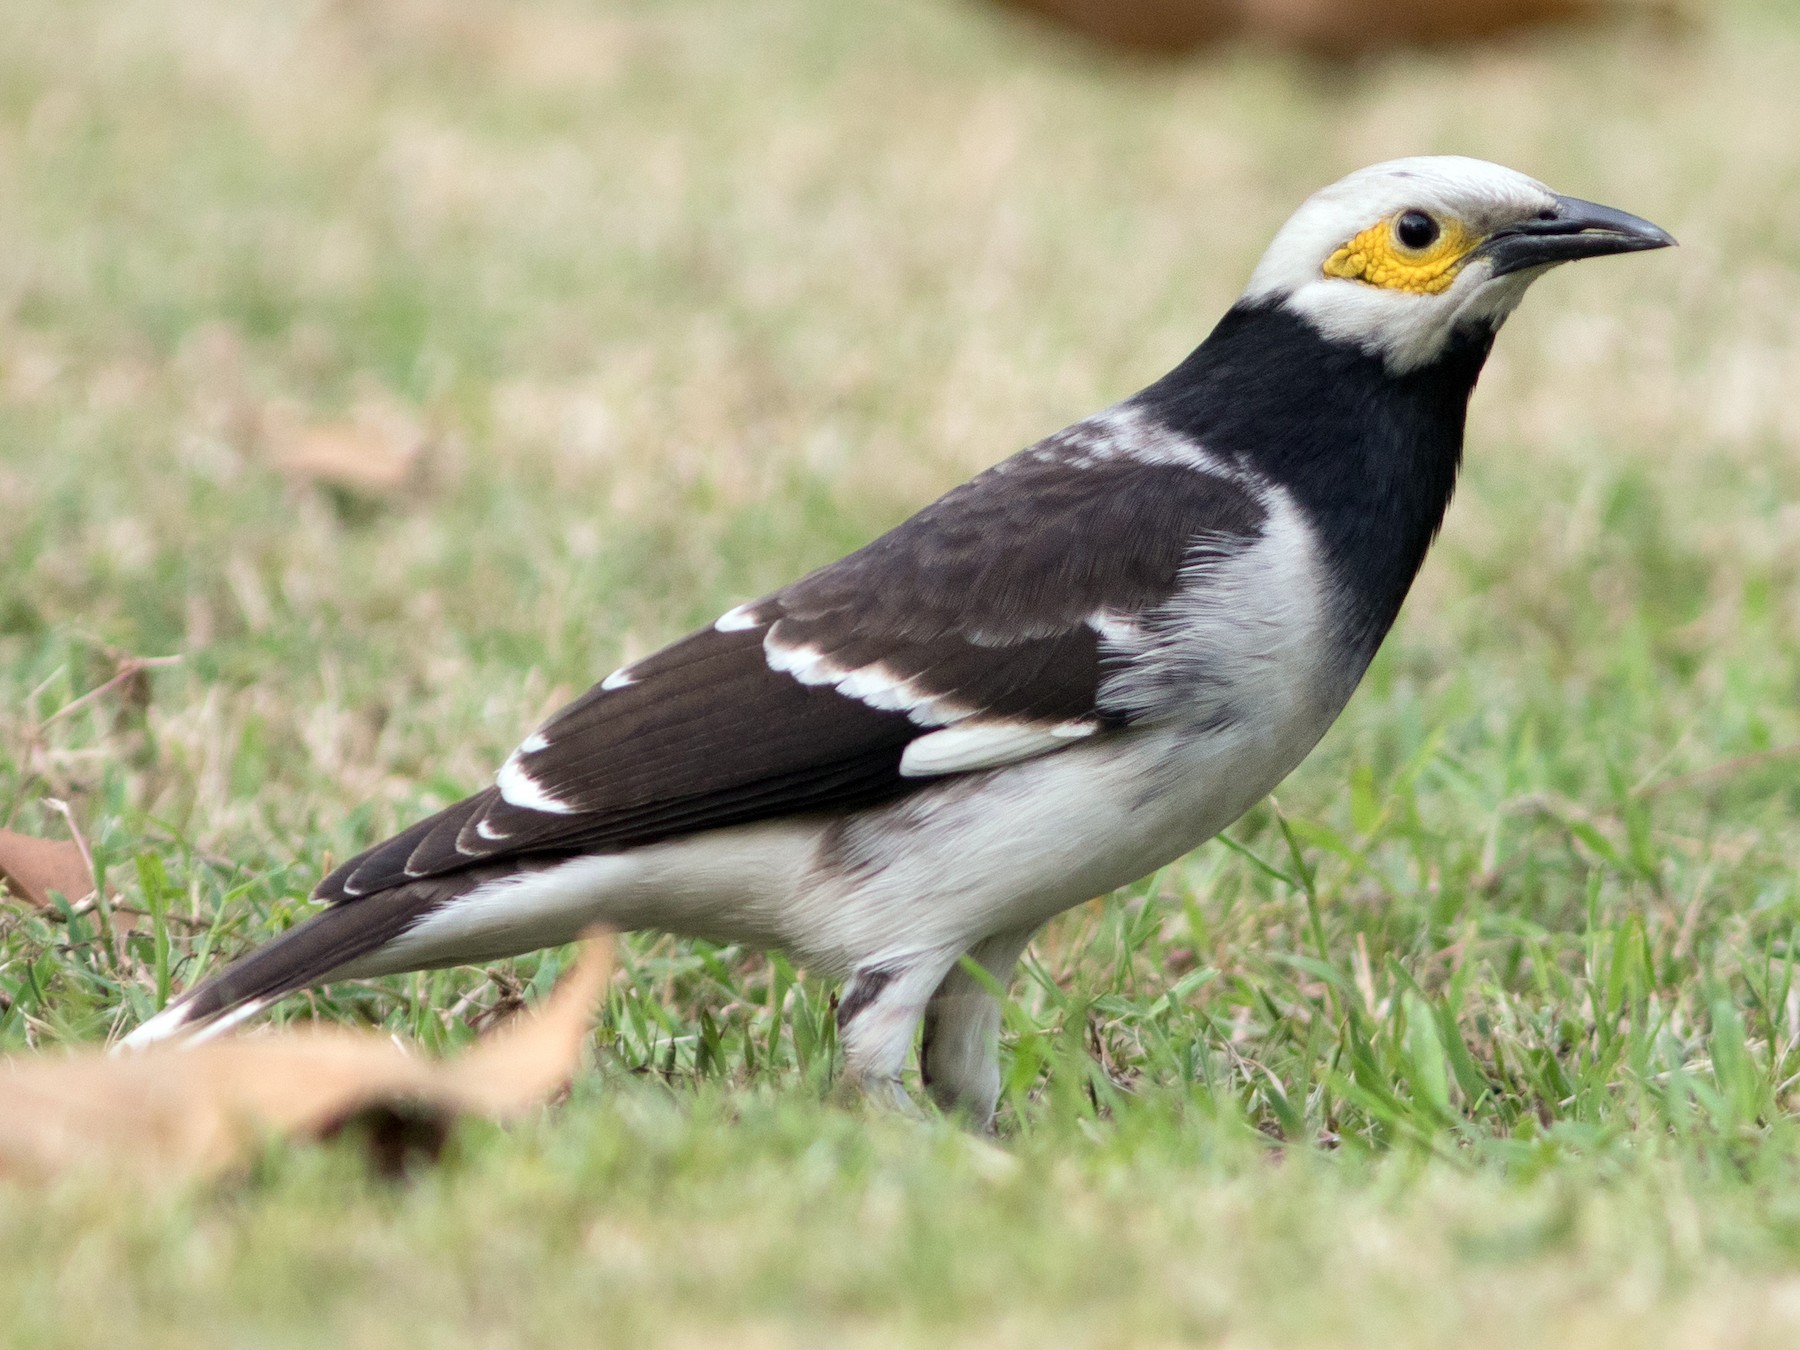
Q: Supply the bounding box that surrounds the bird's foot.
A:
[832,1071,924,1118]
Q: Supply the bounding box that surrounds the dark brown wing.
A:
[316,416,1267,903]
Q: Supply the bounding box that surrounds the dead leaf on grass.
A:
[997,0,1235,51]
[0,828,96,910]
[1238,0,1628,53]
[0,930,614,1184]
[996,0,1684,54]
[265,398,428,499]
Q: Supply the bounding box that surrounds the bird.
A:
[124,156,1673,1125]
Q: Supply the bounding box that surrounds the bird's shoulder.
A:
[793,403,1270,636]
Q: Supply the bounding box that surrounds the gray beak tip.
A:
[1480,195,1677,277]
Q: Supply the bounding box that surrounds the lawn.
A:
[2,0,1799,1344]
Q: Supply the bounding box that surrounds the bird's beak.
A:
[1478,195,1677,278]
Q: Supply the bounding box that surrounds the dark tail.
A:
[120,869,504,1047]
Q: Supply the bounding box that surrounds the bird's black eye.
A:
[1396,211,1440,250]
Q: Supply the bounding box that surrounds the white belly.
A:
[774,692,1345,973]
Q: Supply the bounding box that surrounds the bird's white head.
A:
[1243,156,1674,374]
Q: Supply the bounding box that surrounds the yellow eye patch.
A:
[1322,216,1475,295]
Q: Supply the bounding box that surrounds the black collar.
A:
[1133,301,1495,656]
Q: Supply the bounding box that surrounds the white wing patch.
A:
[899,720,1094,778]
[600,666,635,691]
[763,631,976,729]
[1087,611,1141,644]
[496,752,577,815]
[715,603,763,633]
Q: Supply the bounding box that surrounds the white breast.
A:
[1106,481,1347,747]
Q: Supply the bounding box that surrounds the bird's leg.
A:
[835,955,957,1113]
[919,925,1039,1129]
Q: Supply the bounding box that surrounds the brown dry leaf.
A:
[996,0,1236,52]
[996,0,1676,55]
[266,400,427,498]
[0,930,614,1184]
[0,828,96,909]
[1241,0,1602,53]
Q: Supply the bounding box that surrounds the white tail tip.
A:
[116,1000,196,1052]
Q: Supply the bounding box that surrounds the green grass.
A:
[3,0,1800,1343]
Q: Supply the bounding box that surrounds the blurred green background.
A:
[1,0,1799,1345]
